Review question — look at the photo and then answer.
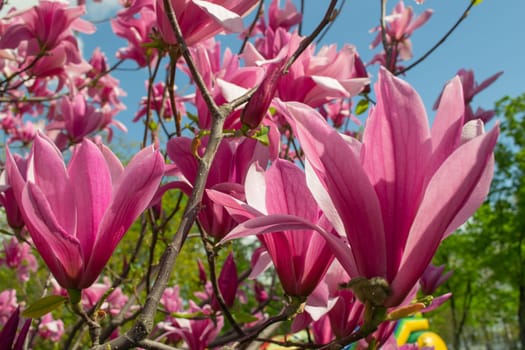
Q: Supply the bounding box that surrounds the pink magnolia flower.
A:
[434,69,503,123]
[134,81,188,122]
[166,136,271,240]
[111,6,159,67]
[210,159,335,297]
[46,95,104,144]
[249,0,302,36]
[0,237,38,282]
[5,133,165,290]
[38,313,64,342]
[161,286,183,314]
[82,48,126,110]
[369,1,432,71]
[173,302,223,350]
[81,279,129,316]
[223,68,498,308]
[187,39,263,130]
[155,0,258,47]
[287,68,498,307]
[419,263,453,295]
[244,30,369,110]
[0,0,95,60]
[0,289,17,326]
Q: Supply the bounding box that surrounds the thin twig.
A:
[396,0,477,76]
[90,0,232,347]
[283,0,338,74]
[316,0,346,44]
[239,0,265,54]
[198,223,245,336]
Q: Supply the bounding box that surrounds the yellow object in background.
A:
[395,318,429,345]
[417,331,448,350]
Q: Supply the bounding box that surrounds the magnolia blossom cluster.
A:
[0,0,502,349]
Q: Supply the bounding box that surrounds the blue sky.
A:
[3,0,523,140]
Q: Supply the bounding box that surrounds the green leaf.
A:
[22,295,67,318]
[355,99,369,115]
[252,126,270,146]
[232,309,259,324]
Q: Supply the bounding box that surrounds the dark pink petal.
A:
[68,139,112,261]
[83,147,164,288]
[472,71,503,96]
[216,252,238,308]
[22,183,83,288]
[0,307,20,348]
[31,133,76,235]
[362,68,432,281]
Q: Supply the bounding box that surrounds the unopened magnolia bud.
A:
[241,61,284,130]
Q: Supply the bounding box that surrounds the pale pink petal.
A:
[98,143,124,186]
[192,0,244,33]
[220,214,358,278]
[406,9,433,34]
[392,125,499,306]
[430,76,465,174]
[285,101,385,279]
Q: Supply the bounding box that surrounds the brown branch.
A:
[283,0,339,74]
[239,0,265,54]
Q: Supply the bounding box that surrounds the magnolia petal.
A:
[392,125,499,306]
[84,147,164,288]
[265,159,318,221]
[31,133,76,235]
[22,183,83,288]
[248,248,272,279]
[430,76,465,174]
[362,68,432,281]
[68,139,113,260]
[193,0,244,33]
[207,188,262,222]
[220,214,358,278]
[98,143,124,187]
[284,101,385,278]
[167,137,199,185]
[244,163,268,214]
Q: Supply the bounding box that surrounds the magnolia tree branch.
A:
[239,0,265,54]
[198,224,246,336]
[90,0,232,347]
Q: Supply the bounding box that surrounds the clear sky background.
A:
[2,0,524,139]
